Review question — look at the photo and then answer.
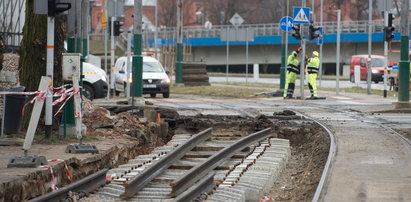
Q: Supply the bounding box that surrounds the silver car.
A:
[114,56,170,98]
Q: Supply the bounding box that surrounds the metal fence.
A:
[0,0,25,51]
[143,20,395,40]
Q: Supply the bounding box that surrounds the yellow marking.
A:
[48,80,52,86]
[111,66,115,71]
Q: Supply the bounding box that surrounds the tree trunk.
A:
[18,0,65,129]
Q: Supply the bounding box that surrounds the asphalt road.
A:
[210,76,390,91]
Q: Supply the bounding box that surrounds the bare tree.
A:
[158,0,194,27]
[18,0,65,128]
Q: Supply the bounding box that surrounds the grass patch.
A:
[172,82,397,98]
[213,82,399,97]
[208,72,349,80]
[171,85,270,98]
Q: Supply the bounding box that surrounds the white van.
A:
[114,56,170,98]
[82,62,108,100]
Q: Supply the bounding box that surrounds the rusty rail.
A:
[30,169,108,202]
[120,128,213,198]
[169,128,272,197]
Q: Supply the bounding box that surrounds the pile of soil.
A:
[82,99,168,146]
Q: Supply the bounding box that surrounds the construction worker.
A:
[307,51,320,97]
[283,47,302,98]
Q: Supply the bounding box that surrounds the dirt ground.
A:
[394,128,411,142]
[268,120,330,201]
[175,115,330,202]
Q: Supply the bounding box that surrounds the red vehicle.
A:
[350,55,387,83]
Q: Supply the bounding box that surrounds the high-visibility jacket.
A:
[307,56,320,74]
[287,51,300,74]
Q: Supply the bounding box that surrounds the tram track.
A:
[29,126,290,202]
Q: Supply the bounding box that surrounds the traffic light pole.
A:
[132,0,143,97]
[383,11,388,98]
[110,16,115,97]
[45,16,55,139]
[176,0,183,84]
[300,37,305,100]
[398,0,410,103]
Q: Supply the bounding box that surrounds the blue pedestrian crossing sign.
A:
[293,7,310,24]
[280,16,294,32]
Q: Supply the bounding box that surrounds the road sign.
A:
[293,7,310,24]
[317,27,323,45]
[230,13,244,27]
[280,16,294,32]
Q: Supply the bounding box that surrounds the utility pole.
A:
[300,0,306,99]
[175,0,183,84]
[367,0,372,94]
[319,0,323,87]
[133,0,143,97]
[45,16,55,139]
[336,9,341,95]
[110,14,115,97]
[154,0,158,58]
[104,1,109,100]
[280,0,287,90]
[383,11,389,98]
[398,0,410,104]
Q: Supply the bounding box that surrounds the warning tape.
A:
[38,159,72,191]
[38,165,59,191]
[259,195,273,202]
[0,84,80,117]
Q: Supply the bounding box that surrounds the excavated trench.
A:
[3,108,329,202]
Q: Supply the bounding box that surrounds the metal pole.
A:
[226,27,229,82]
[104,19,109,99]
[175,0,183,84]
[133,0,143,97]
[154,0,158,58]
[110,16,115,96]
[336,9,341,95]
[319,0,323,87]
[367,0,372,94]
[246,27,249,83]
[300,0,306,99]
[383,11,388,98]
[280,0,287,90]
[398,0,410,102]
[126,32,132,98]
[45,17,54,139]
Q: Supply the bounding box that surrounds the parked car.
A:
[349,55,388,83]
[82,62,108,100]
[114,56,170,98]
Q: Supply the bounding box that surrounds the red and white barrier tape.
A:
[1,84,80,117]
[259,196,273,202]
[38,165,59,191]
[38,159,72,191]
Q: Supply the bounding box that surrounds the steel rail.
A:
[169,127,272,197]
[30,169,108,202]
[291,110,337,202]
[120,127,213,198]
[172,173,215,202]
[322,106,411,146]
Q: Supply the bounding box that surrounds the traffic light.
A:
[384,13,395,41]
[292,24,301,40]
[48,0,71,17]
[309,24,320,40]
[113,21,125,36]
